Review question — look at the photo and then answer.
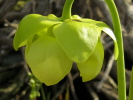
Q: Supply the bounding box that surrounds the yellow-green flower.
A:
[13,0,118,86]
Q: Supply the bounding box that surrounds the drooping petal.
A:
[94,22,118,60]
[102,28,118,60]
[25,36,73,86]
[13,14,61,50]
[53,20,100,63]
[77,40,104,82]
[81,19,118,59]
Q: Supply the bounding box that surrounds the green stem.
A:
[128,67,133,100]
[104,0,126,100]
[40,84,46,100]
[61,0,74,19]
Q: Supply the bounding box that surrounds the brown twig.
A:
[68,73,79,100]
[97,55,114,91]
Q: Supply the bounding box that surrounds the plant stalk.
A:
[104,0,126,100]
[61,0,74,19]
[128,67,133,100]
[40,84,46,100]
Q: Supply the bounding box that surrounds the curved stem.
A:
[128,67,133,100]
[61,0,74,19]
[104,0,126,100]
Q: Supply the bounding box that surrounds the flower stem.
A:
[104,0,126,100]
[61,0,74,19]
[40,84,46,100]
[128,67,133,100]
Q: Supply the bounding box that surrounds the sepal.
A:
[13,14,61,50]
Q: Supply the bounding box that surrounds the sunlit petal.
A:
[81,19,118,59]
[103,28,118,60]
[25,36,72,85]
[77,40,104,82]
[53,20,100,63]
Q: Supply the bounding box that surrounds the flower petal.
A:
[13,14,61,50]
[102,28,118,60]
[53,20,100,63]
[77,40,104,82]
[25,36,72,86]
[81,19,118,60]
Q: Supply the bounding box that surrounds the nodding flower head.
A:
[13,0,118,86]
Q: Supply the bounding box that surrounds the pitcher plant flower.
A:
[13,0,118,85]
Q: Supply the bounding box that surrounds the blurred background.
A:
[0,0,133,100]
